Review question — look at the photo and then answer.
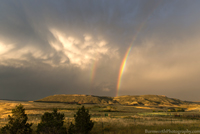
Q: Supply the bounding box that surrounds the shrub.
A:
[36,109,67,134]
[175,108,185,112]
[167,108,175,112]
[68,106,94,134]
[1,104,33,134]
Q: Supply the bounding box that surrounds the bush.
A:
[36,109,67,134]
[167,108,176,112]
[68,106,94,134]
[175,108,185,112]
[1,104,33,134]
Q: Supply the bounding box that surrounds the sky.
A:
[1,0,200,101]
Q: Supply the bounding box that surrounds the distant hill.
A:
[35,94,194,106]
[36,94,117,105]
[113,95,192,106]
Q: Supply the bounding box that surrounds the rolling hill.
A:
[35,94,194,106]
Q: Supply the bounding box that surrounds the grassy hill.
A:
[113,95,191,106]
[36,94,117,104]
[36,94,194,106]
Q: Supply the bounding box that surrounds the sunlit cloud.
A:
[49,29,117,68]
[0,42,14,55]
[0,29,118,69]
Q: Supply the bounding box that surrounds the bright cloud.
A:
[0,28,118,69]
[0,42,14,55]
[49,29,116,68]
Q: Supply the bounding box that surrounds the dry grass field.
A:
[1,98,200,134]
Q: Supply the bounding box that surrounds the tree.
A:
[68,123,75,134]
[68,106,94,134]
[36,109,67,134]
[1,104,33,134]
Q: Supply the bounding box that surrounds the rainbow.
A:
[89,59,98,95]
[116,46,132,93]
[90,59,98,83]
[116,23,145,97]
[116,1,162,97]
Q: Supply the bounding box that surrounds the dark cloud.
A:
[0,0,200,100]
[0,65,91,100]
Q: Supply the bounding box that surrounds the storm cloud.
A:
[0,0,200,101]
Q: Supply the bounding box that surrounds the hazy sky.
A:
[1,0,200,101]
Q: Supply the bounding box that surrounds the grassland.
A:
[1,97,200,134]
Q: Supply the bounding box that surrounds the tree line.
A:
[1,104,94,134]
